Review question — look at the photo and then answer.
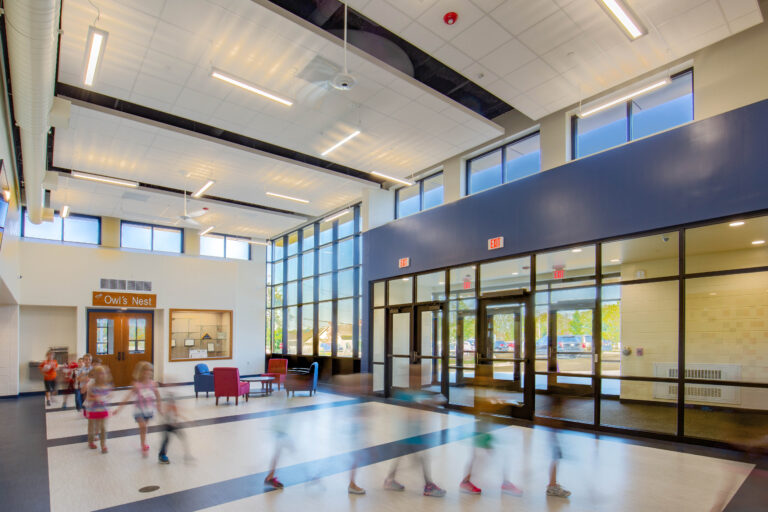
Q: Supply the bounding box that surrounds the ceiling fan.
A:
[331,2,356,91]
[174,191,209,228]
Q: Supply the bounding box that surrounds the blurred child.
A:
[157,392,190,464]
[546,395,571,498]
[115,361,161,457]
[264,393,292,489]
[72,357,84,412]
[78,354,93,417]
[61,358,80,409]
[39,350,59,406]
[85,365,112,453]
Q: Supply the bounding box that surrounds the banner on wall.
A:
[92,291,156,308]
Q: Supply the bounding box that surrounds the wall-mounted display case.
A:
[169,309,232,362]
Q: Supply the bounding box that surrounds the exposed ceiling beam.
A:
[50,166,312,220]
[55,82,385,188]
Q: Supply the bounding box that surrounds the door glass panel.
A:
[419,309,443,395]
[450,266,476,298]
[373,282,385,307]
[95,317,115,355]
[373,309,385,363]
[536,245,596,290]
[391,312,411,356]
[128,318,146,353]
[392,357,410,389]
[373,364,384,392]
[388,277,413,305]
[555,308,594,384]
[448,303,476,407]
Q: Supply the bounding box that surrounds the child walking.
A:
[115,362,161,457]
[157,392,190,464]
[85,365,112,453]
[39,350,59,406]
[78,354,93,418]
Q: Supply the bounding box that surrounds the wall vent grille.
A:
[100,279,151,292]
[653,363,741,404]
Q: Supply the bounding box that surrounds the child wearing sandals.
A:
[85,365,112,453]
[115,361,162,457]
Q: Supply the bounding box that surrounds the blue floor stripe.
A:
[47,398,364,447]
[94,420,501,512]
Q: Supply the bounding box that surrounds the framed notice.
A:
[184,339,195,347]
[207,342,215,352]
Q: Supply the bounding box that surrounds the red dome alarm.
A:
[444,12,458,25]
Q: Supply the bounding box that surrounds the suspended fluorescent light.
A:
[321,130,360,156]
[200,226,215,236]
[579,79,669,118]
[211,69,293,107]
[729,221,745,227]
[71,171,138,188]
[84,26,108,86]
[598,0,645,40]
[323,208,351,223]
[192,180,215,198]
[60,205,70,218]
[248,240,269,246]
[370,171,413,187]
[752,240,765,245]
[266,191,309,204]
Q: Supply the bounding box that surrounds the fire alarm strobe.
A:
[444,12,458,25]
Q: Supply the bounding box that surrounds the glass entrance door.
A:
[477,294,534,419]
[415,305,447,400]
[387,307,412,393]
[547,306,595,394]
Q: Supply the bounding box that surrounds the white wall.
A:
[19,306,76,392]
[15,239,267,386]
[0,305,19,395]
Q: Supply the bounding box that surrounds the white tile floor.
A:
[44,386,753,512]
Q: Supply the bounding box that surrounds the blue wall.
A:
[361,99,768,368]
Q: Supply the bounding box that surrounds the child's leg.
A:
[75,390,82,411]
[87,419,95,444]
[97,419,107,449]
[138,419,148,447]
[159,426,172,457]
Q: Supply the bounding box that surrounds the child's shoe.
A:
[158,454,170,464]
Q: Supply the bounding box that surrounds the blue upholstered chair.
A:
[194,363,215,398]
[285,362,319,397]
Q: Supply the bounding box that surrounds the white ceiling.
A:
[349,0,763,120]
[51,173,302,240]
[57,0,504,181]
[54,104,374,220]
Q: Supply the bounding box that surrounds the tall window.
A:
[572,70,693,159]
[395,172,444,219]
[267,205,362,358]
[121,222,182,253]
[200,233,251,260]
[22,209,100,244]
[466,132,541,196]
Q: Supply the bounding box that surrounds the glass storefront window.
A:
[536,245,595,289]
[273,238,284,260]
[319,244,334,273]
[273,260,284,284]
[302,250,315,276]
[319,220,333,245]
[286,256,298,281]
[287,232,299,256]
[337,299,354,357]
[450,266,476,298]
[574,102,628,158]
[338,237,354,269]
[286,306,297,355]
[632,71,693,139]
[422,173,444,210]
[337,210,355,239]
[302,225,315,250]
[686,215,768,274]
[397,183,420,218]
[318,274,333,301]
[373,281,385,307]
[272,285,283,307]
[388,277,413,305]
[318,302,332,356]
[302,278,314,304]
[480,256,531,294]
[301,306,314,356]
[338,269,355,298]
[285,282,297,306]
[602,232,678,282]
[417,271,446,302]
[504,133,540,183]
[468,148,502,195]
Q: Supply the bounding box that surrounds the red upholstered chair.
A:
[264,358,288,390]
[213,367,250,405]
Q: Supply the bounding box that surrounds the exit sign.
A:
[553,269,565,279]
[488,236,504,250]
[398,257,410,268]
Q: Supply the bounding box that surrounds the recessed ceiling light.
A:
[511,272,519,275]
[598,0,646,40]
[323,208,351,223]
[729,221,745,227]
[610,258,621,263]
[321,130,360,156]
[211,69,293,106]
[71,170,138,188]
[84,26,108,86]
[752,240,765,245]
[266,192,309,204]
[200,226,215,236]
[709,292,717,296]
[370,171,413,187]
[192,180,215,198]
[579,80,669,118]
[572,248,582,253]
[60,205,70,218]
[248,240,269,246]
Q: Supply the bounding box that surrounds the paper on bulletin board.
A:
[189,349,208,359]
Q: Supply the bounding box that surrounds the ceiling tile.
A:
[505,58,558,92]
[139,49,195,85]
[384,0,437,19]
[416,0,485,41]
[518,10,582,55]
[479,38,537,76]
[717,0,758,21]
[400,21,445,53]
[431,43,475,71]
[451,17,510,59]
[728,10,764,32]
[362,1,412,32]
[461,62,500,88]
[131,74,182,104]
[469,0,506,13]
[490,0,560,36]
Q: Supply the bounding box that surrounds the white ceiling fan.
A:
[331,2,356,91]
[173,191,209,228]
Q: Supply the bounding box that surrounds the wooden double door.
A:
[88,310,153,387]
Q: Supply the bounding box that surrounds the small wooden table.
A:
[243,376,275,396]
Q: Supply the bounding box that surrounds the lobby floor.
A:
[2,385,766,511]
